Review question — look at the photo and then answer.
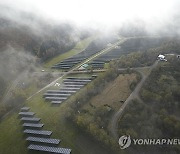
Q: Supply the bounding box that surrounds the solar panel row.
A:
[19,112,35,116]
[28,144,71,154]
[63,79,91,82]
[21,117,41,122]
[63,82,87,85]
[66,77,92,80]
[45,97,67,101]
[43,93,71,97]
[24,129,52,136]
[23,123,44,128]
[26,136,60,145]
[21,107,30,111]
[51,101,62,104]
[63,84,84,88]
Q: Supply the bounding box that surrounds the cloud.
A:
[0,45,37,81]
[0,0,180,36]
[0,0,179,26]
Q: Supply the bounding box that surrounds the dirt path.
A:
[110,61,158,140]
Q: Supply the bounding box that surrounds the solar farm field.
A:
[0,72,114,154]
[88,37,167,69]
[44,36,95,68]
[52,36,118,70]
[43,76,97,105]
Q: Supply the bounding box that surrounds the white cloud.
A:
[0,0,179,28]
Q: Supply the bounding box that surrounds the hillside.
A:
[0,17,82,60]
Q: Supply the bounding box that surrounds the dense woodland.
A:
[116,38,180,68]
[118,56,180,153]
[0,17,87,60]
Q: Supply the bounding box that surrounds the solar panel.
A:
[19,112,35,116]
[58,90,77,93]
[63,85,84,88]
[62,58,85,62]
[46,90,76,94]
[24,129,52,136]
[63,79,91,82]
[63,82,87,85]
[92,75,98,78]
[56,64,72,66]
[45,97,67,101]
[43,93,71,97]
[21,117,41,122]
[60,87,80,91]
[66,77,92,80]
[58,66,71,69]
[52,66,71,69]
[21,107,30,111]
[28,144,71,154]
[91,61,105,64]
[51,101,62,104]
[26,137,60,145]
[23,123,44,128]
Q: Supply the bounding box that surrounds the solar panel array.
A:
[19,107,72,153]
[52,37,118,70]
[87,45,126,69]
[43,75,97,104]
[89,45,129,67]
[88,37,166,69]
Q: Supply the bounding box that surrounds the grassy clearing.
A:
[104,63,109,69]
[44,36,95,68]
[0,113,28,154]
[83,73,137,110]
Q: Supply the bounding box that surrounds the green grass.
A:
[44,36,95,68]
[104,63,109,69]
[0,113,28,154]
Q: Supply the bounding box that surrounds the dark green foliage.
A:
[140,58,180,112]
[117,38,180,68]
[39,40,76,61]
[118,58,180,153]
[0,77,6,101]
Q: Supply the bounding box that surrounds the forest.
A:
[118,56,180,153]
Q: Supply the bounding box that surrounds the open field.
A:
[44,36,95,68]
[86,74,137,109]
